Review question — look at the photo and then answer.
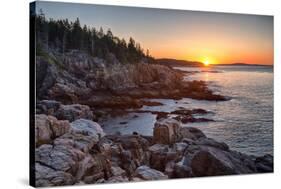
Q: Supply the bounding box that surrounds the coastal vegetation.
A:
[36,10,154,64]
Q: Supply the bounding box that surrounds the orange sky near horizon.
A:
[38,2,274,65]
[144,22,274,65]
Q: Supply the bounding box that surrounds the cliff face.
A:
[36,49,183,103]
[36,49,226,112]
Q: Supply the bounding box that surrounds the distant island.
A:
[217,63,273,67]
[156,59,272,67]
[156,58,204,67]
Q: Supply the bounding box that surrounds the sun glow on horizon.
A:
[203,60,210,66]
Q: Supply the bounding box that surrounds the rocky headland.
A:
[34,49,273,187]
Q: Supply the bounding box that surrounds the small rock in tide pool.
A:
[119,121,128,125]
[156,112,169,120]
[133,115,139,118]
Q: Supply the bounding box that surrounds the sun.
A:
[203,60,209,66]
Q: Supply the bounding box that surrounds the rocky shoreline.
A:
[35,113,273,187]
[36,50,227,120]
[34,50,273,187]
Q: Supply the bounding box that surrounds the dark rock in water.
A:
[171,108,208,115]
[255,154,273,173]
[156,112,169,120]
[141,101,163,106]
[132,131,139,135]
[119,121,128,125]
[173,114,214,124]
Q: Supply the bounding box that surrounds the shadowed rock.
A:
[134,166,168,180]
[35,163,75,187]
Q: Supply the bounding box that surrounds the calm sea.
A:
[101,65,273,156]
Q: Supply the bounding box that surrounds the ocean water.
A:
[101,65,273,156]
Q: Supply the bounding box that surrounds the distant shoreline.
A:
[156,58,273,67]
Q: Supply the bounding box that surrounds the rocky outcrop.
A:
[35,114,70,147]
[34,115,273,187]
[35,163,75,186]
[36,50,228,113]
[70,119,105,139]
[153,118,181,144]
[37,100,94,122]
[35,118,110,187]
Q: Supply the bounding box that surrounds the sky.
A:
[35,1,274,65]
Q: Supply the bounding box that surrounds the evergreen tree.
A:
[35,11,155,64]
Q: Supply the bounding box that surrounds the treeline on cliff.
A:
[35,9,154,64]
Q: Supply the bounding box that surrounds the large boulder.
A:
[191,147,256,176]
[104,134,151,175]
[36,144,85,173]
[76,154,111,183]
[133,166,168,180]
[148,143,185,172]
[70,119,105,140]
[35,114,70,147]
[153,118,181,144]
[36,143,110,185]
[35,163,74,187]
